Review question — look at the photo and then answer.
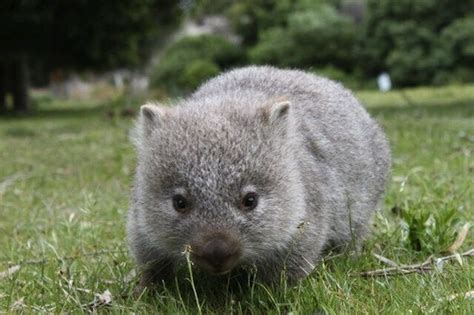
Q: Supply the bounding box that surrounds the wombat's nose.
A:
[200,238,239,271]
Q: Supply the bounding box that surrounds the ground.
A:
[0,85,473,313]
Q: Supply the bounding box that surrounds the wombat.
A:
[127,66,391,289]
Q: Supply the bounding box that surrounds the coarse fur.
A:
[127,66,391,287]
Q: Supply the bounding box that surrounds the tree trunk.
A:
[12,55,30,113]
[0,61,6,113]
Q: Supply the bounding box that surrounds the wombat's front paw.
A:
[132,282,149,299]
[132,265,175,298]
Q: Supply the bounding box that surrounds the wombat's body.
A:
[127,66,390,287]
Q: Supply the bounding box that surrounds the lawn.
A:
[0,85,473,313]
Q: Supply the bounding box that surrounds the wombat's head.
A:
[131,98,306,275]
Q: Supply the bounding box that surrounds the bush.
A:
[440,16,474,83]
[397,205,464,254]
[384,22,452,86]
[226,0,293,46]
[248,3,358,72]
[248,27,294,67]
[182,60,220,91]
[153,0,474,91]
[361,0,474,86]
[150,35,244,95]
[312,66,373,90]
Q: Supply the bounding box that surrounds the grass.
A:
[0,84,473,313]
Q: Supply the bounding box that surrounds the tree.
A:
[361,0,474,86]
[440,16,474,83]
[0,0,181,113]
[226,0,294,46]
[249,3,357,71]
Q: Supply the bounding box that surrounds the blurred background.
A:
[0,0,473,113]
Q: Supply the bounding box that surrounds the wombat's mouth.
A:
[191,253,239,276]
[207,268,233,276]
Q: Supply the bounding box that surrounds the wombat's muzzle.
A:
[191,233,241,275]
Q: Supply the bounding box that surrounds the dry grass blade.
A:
[353,248,474,277]
[447,223,471,253]
[10,297,26,311]
[445,290,474,302]
[372,253,399,267]
[0,265,20,280]
[183,245,203,315]
[0,172,28,196]
[84,289,113,311]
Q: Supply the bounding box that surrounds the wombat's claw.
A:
[132,280,159,299]
[132,275,155,299]
[132,284,146,299]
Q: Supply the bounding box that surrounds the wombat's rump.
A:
[127,66,391,288]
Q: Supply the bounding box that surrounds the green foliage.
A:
[440,15,474,83]
[362,0,474,86]
[249,4,357,71]
[247,27,291,66]
[190,0,235,19]
[150,35,244,95]
[394,205,463,253]
[227,0,294,46]
[384,22,452,86]
[225,0,363,88]
[3,0,474,91]
[225,0,474,87]
[182,60,220,91]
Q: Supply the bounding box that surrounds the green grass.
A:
[1,85,473,313]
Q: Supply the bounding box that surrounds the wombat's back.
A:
[193,66,391,246]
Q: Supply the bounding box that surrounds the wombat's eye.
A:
[240,192,259,211]
[172,194,189,213]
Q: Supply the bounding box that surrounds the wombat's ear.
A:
[139,103,166,136]
[265,100,291,125]
[131,103,167,148]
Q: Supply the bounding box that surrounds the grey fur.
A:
[127,66,391,285]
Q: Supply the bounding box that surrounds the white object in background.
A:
[377,72,392,92]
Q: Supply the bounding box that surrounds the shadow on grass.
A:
[123,262,313,313]
[129,271,259,312]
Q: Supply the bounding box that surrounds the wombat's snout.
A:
[191,234,241,275]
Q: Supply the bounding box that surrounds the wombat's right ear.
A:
[131,103,167,148]
[139,103,166,136]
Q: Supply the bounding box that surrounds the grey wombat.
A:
[127,66,390,289]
